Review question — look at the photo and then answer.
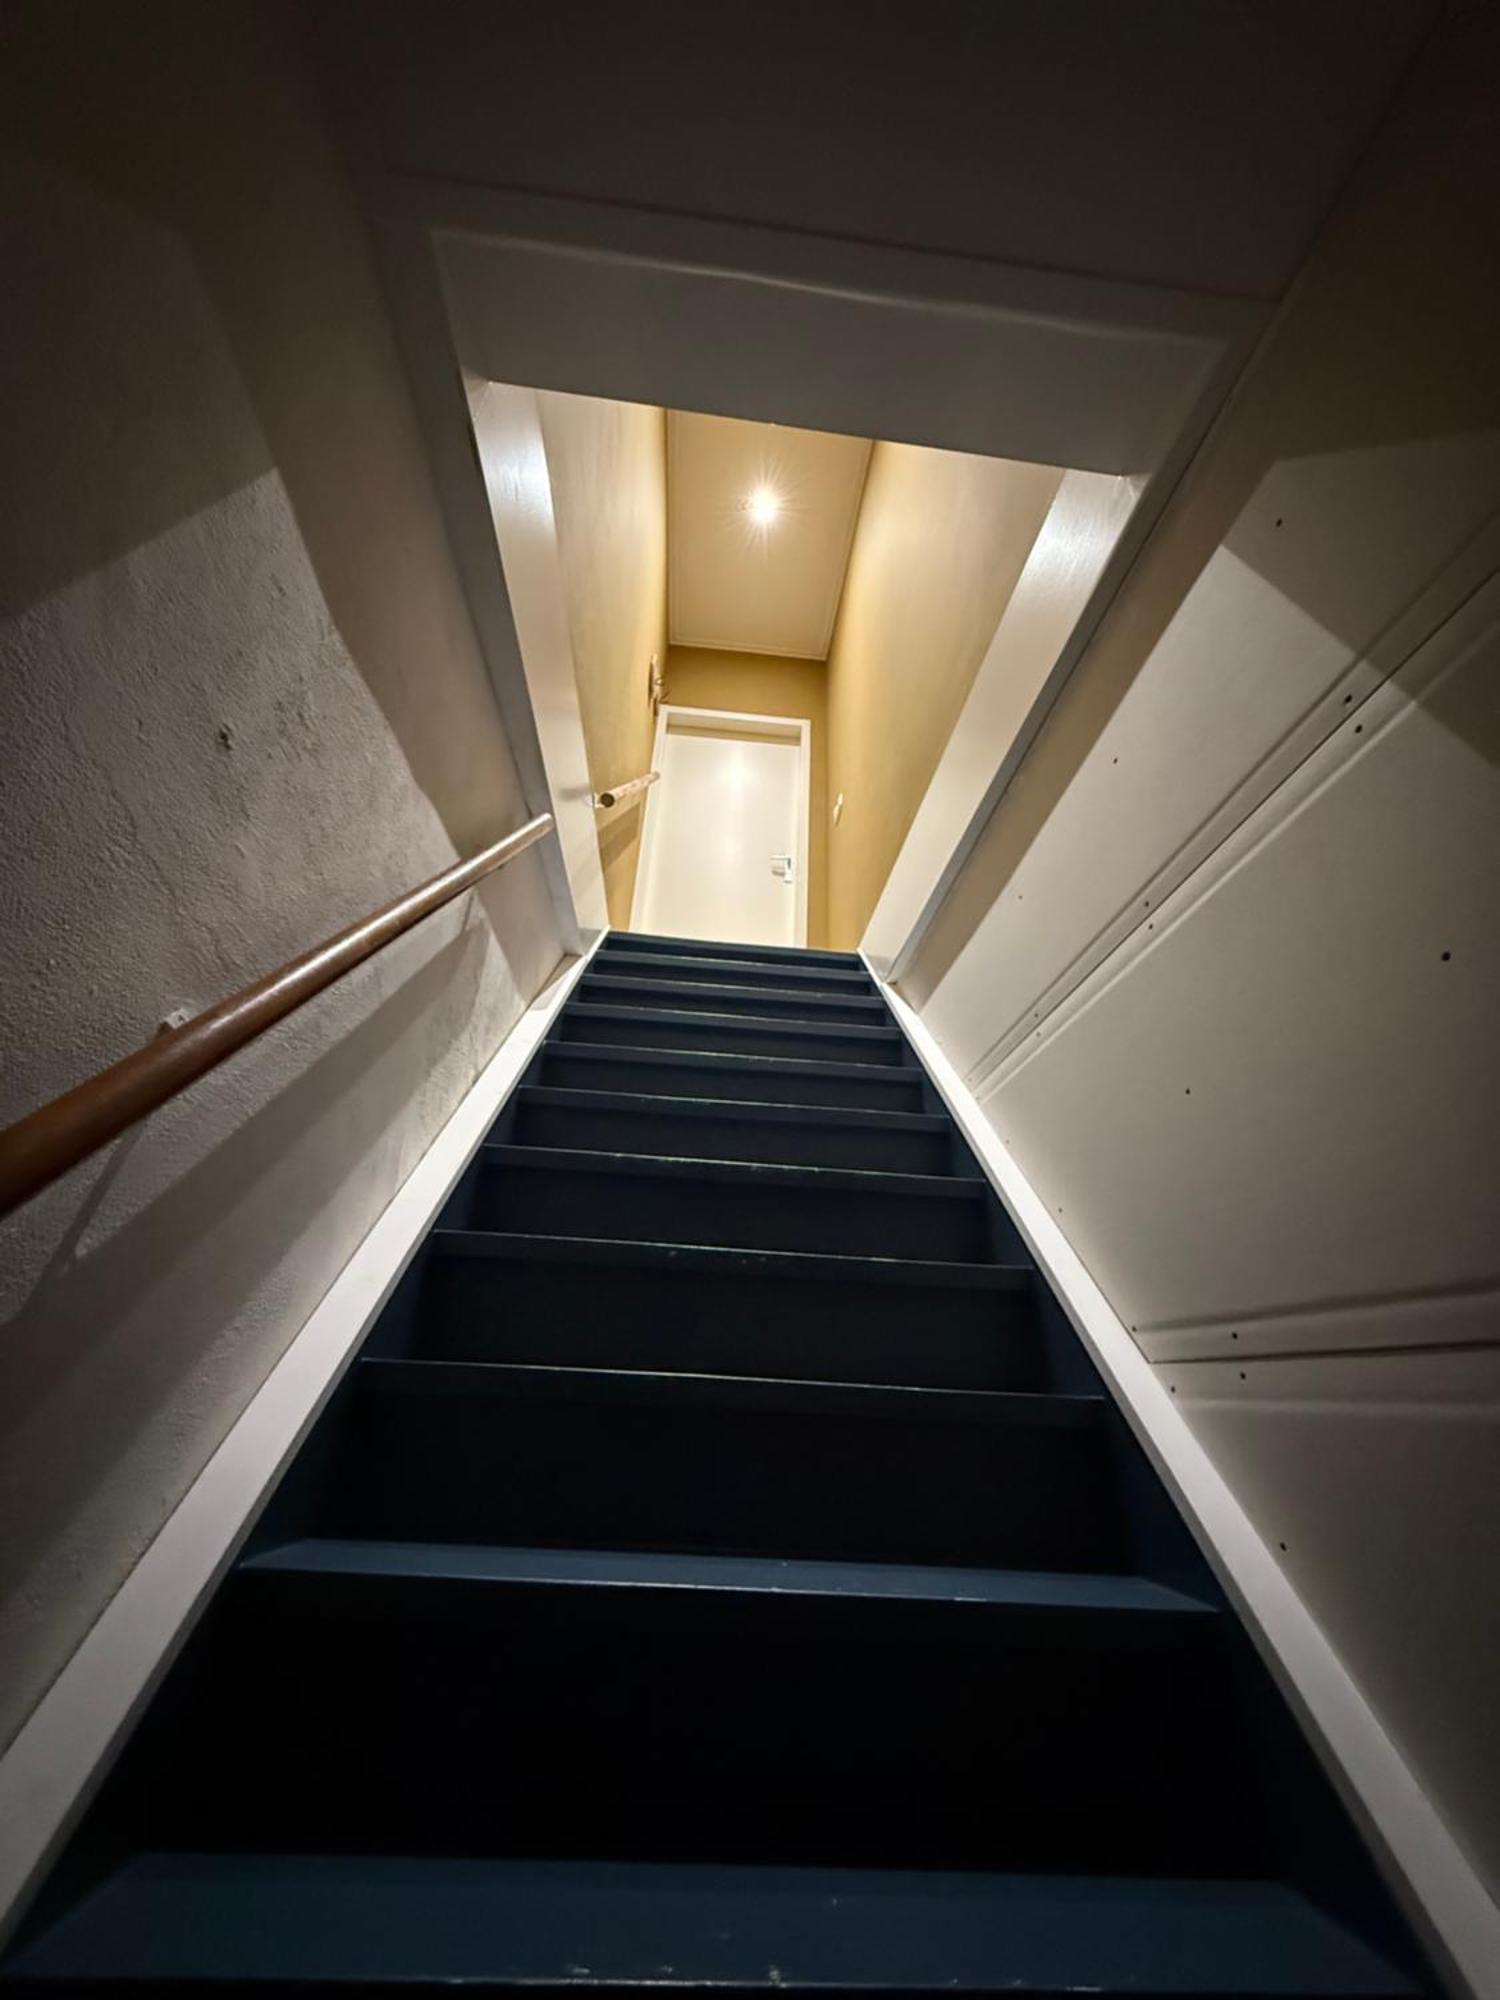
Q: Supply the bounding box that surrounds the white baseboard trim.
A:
[874,966,1498,2000]
[0,933,603,1946]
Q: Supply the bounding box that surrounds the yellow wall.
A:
[659,648,830,947]
[539,402,1061,949]
[536,391,667,925]
[824,442,1063,947]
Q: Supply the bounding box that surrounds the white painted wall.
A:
[901,7,1500,1904]
[468,379,608,934]
[433,194,1242,484]
[0,5,562,1759]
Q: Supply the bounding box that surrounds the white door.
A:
[632,710,807,946]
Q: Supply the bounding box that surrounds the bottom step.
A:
[5,1855,1418,1995]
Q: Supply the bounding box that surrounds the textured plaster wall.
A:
[662,649,830,949]
[535,392,668,926]
[825,443,1062,948]
[0,1,562,1755]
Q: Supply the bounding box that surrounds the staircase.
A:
[3,933,1432,1995]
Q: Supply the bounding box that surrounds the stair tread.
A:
[241,1538,1214,1614]
[564,1001,900,1039]
[480,1142,980,1198]
[612,929,863,965]
[514,1084,947,1132]
[543,1041,917,1079]
[354,1356,1103,1426]
[582,972,888,1012]
[534,1051,925,1117]
[429,1228,1029,1288]
[6,1854,1418,1994]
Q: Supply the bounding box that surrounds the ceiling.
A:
[388,0,1438,487]
[335,0,1436,303]
[667,413,870,660]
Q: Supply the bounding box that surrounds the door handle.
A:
[770,852,795,883]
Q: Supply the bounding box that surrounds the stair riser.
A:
[557,1010,906,1066]
[536,1048,926,1112]
[460,1161,988,1261]
[315,1391,1124,1574]
[509,1100,952,1174]
[406,1254,1044,1391]
[598,953,875,997]
[113,1576,1244,1876]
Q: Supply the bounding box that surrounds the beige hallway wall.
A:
[657,649,830,947]
[825,443,1062,948]
[537,392,667,927]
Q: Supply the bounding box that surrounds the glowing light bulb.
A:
[746,485,781,527]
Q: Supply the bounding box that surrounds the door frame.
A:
[631,704,812,947]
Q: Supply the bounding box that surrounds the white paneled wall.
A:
[907,544,1500,1903]
[1160,1340,1500,1869]
[909,544,1500,1888]
[468,380,608,935]
[958,571,1499,1321]
[909,436,1500,1089]
[899,16,1500,1908]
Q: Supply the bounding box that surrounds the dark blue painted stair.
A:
[404,1233,1042,1386]
[579,970,891,1023]
[1,931,1433,1996]
[557,1001,908,1064]
[600,945,873,992]
[3,1858,1417,1995]
[509,1084,961,1172]
[535,1040,927,1109]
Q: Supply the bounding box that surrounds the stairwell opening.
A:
[472,380,1118,956]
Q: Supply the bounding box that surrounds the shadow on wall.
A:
[596,795,648,913]
[909,6,1500,1000]
[0,1,562,1760]
[1,0,525,865]
[0,913,490,1746]
[894,5,1500,1915]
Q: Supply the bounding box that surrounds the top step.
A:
[600,947,873,994]
[606,930,864,971]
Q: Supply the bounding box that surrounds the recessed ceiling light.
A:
[746,485,781,527]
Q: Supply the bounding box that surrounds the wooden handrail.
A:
[594,770,659,811]
[0,813,555,1221]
